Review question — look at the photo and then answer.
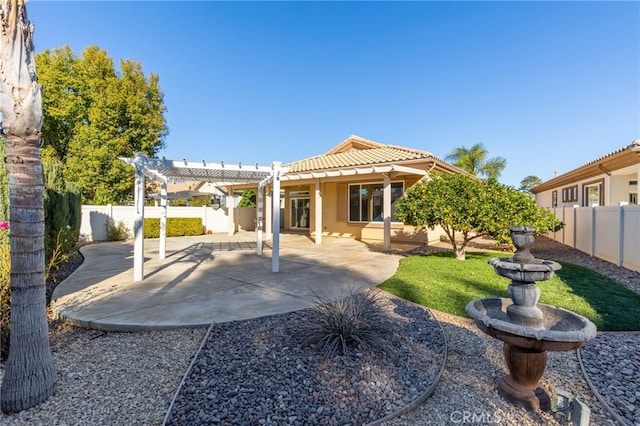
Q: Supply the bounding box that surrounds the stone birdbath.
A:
[465,226,597,412]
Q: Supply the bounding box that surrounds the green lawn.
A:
[378,251,640,331]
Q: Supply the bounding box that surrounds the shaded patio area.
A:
[50,233,401,331]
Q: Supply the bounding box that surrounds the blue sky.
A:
[27,1,639,188]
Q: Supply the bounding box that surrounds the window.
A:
[349,182,404,222]
[630,180,638,205]
[290,198,309,229]
[561,185,578,203]
[582,179,604,206]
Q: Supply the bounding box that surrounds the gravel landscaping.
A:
[0,236,638,425]
[164,294,446,426]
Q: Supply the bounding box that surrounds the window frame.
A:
[629,180,638,205]
[561,185,578,203]
[582,178,604,206]
[348,181,404,223]
[290,197,310,229]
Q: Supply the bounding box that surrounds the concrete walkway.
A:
[51,233,401,331]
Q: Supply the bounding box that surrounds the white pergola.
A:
[120,153,286,281]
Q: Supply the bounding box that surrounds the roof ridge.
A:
[383,143,433,157]
[324,135,384,155]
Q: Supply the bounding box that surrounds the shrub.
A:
[0,243,10,362]
[45,226,74,284]
[43,159,81,264]
[296,288,391,358]
[143,217,203,238]
[106,218,129,241]
[171,195,211,207]
[238,189,256,208]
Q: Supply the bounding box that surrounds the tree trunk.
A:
[0,134,56,413]
[0,0,56,413]
[446,228,466,260]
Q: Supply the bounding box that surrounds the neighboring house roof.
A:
[166,181,203,193]
[285,135,446,173]
[531,140,640,193]
[149,181,226,200]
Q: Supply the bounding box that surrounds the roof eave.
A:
[531,144,640,193]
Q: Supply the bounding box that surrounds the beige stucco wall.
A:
[279,177,444,244]
[535,172,639,208]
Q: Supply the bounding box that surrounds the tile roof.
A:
[570,139,640,171]
[531,139,640,193]
[165,181,201,193]
[286,135,435,173]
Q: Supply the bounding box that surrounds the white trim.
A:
[159,180,167,260]
[383,174,391,251]
[133,154,145,281]
[315,179,322,244]
[257,184,264,256]
[281,164,427,181]
[272,162,282,273]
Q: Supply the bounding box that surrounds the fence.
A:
[547,205,640,272]
[80,205,257,242]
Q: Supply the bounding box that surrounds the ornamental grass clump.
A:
[297,288,392,358]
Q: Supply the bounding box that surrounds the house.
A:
[531,140,640,208]
[232,135,468,246]
[149,181,228,206]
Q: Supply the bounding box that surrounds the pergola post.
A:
[159,179,167,260]
[228,185,235,236]
[265,186,272,239]
[257,183,264,256]
[314,179,322,244]
[272,162,282,273]
[133,153,146,281]
[119,155,287,280]
[383,173,391,251]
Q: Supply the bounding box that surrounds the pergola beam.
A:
[121,153,286,281]
[280,164,428,181]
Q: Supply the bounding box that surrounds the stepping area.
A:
[51,233,401,331]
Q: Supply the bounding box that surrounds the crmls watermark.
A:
[450,410,502,424]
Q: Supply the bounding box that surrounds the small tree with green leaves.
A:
[238,189,257,208]
[395,172,562,260]
[519,175,543,196]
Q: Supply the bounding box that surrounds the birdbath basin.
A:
[465,226,597,412]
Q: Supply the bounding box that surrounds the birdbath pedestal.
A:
[466,226,597,412]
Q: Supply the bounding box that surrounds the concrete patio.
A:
[51,233,402,331]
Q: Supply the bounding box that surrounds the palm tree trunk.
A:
[0,0,56,413]
[0,134,56,413]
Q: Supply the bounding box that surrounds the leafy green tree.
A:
[37,46,168,204]
[238,189,257,208]
[395,172,562,260]
[519,175,543,194]
[445,143,506,180]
